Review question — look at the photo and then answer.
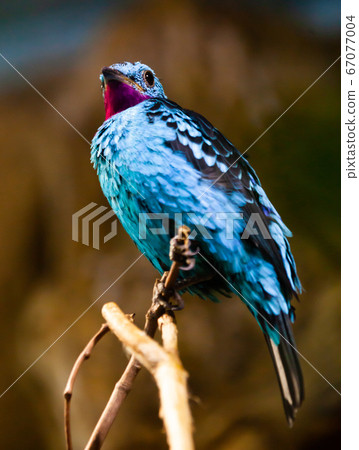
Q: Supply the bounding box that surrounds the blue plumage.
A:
[91,62,304,425]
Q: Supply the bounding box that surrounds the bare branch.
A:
[78,225,197,449]
[84,302,164,450]
[101,303,194,450]
[64,324,110,450]
[158,313,178,355]
[158,313,194,450]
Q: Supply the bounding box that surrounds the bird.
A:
[91,61,304,425]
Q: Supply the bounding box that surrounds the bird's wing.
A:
[145,99,301,300]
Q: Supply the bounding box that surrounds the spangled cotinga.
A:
[91,61,304,425]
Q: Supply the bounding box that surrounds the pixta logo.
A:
[138,212,271,241]
[72,202,118,249]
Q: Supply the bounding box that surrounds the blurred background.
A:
[0,0,340,449]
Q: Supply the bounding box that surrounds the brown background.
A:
[0,1,340,448]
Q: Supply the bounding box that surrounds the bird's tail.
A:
[264,312,304,426]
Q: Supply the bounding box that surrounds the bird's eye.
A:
[143,70,155,88]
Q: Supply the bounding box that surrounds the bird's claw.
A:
[169,225,198,271]
[167,291,185,311]
[180,254,197,271]
[152,273,185,311]
[151,225,199,311]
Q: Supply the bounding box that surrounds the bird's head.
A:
[100,61,166,120]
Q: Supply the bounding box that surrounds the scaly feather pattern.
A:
[91,62,304,424]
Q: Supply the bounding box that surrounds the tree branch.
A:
[101,303,194,450]
[64,324,110,450]
[84,302,164,450]
[68,226,196,449]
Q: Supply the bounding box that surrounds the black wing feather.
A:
[147,99,297,300]
[146,98,303,425]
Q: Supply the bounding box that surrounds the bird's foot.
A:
[169,227,198,271]
[152,272,185,311]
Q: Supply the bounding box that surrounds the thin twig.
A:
[64,324,110,450]
[102,303,194,450]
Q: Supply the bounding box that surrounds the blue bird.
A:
[91,61,304,425]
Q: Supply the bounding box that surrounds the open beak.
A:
[101,67,145,93]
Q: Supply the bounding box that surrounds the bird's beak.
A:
[101,67,145,93]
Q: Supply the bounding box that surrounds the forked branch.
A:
[66,226,196,450]
[102,303,194,450]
